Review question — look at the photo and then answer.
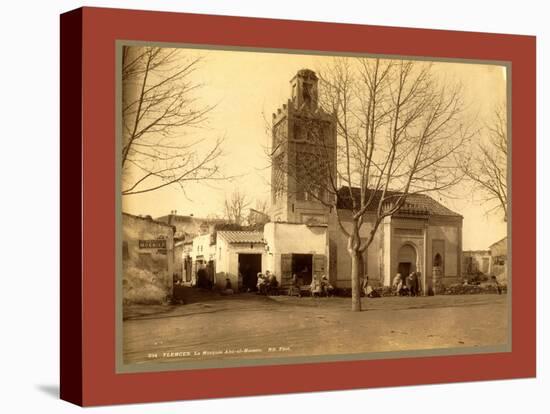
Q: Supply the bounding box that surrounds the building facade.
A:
[156,213,227,241]
[212,231,267,292]
[463,250,491,276]
[268,69,463,294]
[326,188,463,294]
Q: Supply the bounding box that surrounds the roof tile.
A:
[217,231,266,244]
[336,187,461,217]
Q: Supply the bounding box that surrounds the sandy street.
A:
[123,292,508,366]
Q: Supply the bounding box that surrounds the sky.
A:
[122,46,507,250]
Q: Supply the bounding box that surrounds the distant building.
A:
[489,236,507,282]
[463,250,491,276]
[247,208,270,229]
[190,233,216,288]
[155,213,228,241]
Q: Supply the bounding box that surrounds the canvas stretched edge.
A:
[72,7,536,406]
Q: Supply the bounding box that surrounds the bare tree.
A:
[460,105,507,221]
[121,46,225,196]
[272,58,473,311]
[223,188,251,225]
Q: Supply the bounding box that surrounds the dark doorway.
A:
[292,254,313,285]
[398,262,411,278]
[434,253,442,267]
[397,243,417,280]
[239,253,262,291]
[184,257,192,282]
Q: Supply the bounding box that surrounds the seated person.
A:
[397,273,409,296]
[310,274,322,297]
[363,276,380,298]
[221,278,234,295]
[361,275,369,296]
[361,275,370,296]
[268,271,278,287]
[320,274,334,296]
[288,273,301,297]
[265,271,278,294]
[256,272,266,294]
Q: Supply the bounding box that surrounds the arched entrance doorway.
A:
[397,244,417,278]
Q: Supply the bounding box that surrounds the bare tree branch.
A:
[223,188,251,226]
[121,46,229,196]
[459,104,507,221]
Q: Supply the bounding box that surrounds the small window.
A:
[122,241,129,260]
[493,255,506,266]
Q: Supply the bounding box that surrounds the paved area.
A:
[123,291,508,365]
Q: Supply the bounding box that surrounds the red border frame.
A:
[60,7,536,406]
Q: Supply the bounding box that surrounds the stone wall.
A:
[122,213,175,304]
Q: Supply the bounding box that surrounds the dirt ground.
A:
[123,290,508,365]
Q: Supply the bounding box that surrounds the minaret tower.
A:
[270,69,336,224]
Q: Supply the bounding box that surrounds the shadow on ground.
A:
[124,286,507,321]
[124,287,277,320]
[36,384,59,399]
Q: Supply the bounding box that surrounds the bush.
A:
[442,282,507,295]
[464,271,489,285]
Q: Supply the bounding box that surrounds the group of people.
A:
[286,273,334,297]
[392,272,422,296]
[256,270,278,295]
[227,271,424,297]
[309,273,334,297]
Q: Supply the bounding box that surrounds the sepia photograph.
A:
[117,43,509,372]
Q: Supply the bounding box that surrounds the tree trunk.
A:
[350,250,362,312]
